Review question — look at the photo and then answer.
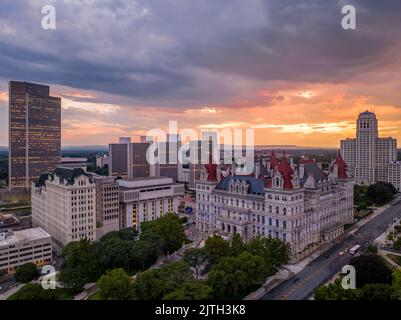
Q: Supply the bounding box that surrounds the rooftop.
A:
[118,176,176,189]
[0,227,51,247]
[61,157,88,163]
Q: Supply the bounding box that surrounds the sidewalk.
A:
[0,283,24,300]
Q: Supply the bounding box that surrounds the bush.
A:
[393,238,401,251]
[15,263,39,283]
[8,283,56,300]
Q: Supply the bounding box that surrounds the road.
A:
[0,254,63,295]
[261,200,401,300]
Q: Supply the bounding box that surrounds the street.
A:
[261,200,401,300]
[0,253,63,296]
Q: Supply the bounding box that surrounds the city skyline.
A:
[1,1,401,147]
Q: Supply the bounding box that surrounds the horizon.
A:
[1,1,401,147]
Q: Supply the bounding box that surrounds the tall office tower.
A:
[93,175,120,239]
[157,134,182,181]
[109,137,130,179]
[109,137,151,180]
[355,111,378,185]
[32,167,97,251]
[9,81,61,190]
[341,111,398,187]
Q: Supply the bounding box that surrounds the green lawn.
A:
[87,291,101,300]
[387,254,401,267]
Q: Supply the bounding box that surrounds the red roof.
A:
[332,151,348,179]
[205,154,218,181]
[278,157,294,190]
[270,150,279,168]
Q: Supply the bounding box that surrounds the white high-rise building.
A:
[341,111,400,189]
[32,167,97,251]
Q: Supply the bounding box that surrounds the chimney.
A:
[231,164,236,177]
[299,163,305,179]
[255,161,260,178]
[333,164,339,178]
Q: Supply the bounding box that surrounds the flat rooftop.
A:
[0,227,51,247]
[61,157,88,163]
[118,176,177,189]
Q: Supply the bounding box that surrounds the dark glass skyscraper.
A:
[9,81,61,189]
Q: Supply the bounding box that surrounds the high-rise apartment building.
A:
[9,81,61,190]
[341,111,399,188]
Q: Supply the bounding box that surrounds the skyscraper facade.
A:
[341,111,398,187]
[9,81,61,190]
[109,137,151,180]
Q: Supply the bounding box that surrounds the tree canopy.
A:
[97,268,134,300]
[15,263,39,283]
[351,254,393,288]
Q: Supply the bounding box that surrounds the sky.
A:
[0,0,401,147]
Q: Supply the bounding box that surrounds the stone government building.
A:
[195,152,354,261]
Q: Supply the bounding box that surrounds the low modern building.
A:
[0,227,52,276]
[196,152,354,261]
[0,213,31,232]
[60,157,88,169]
[118,177,185,231]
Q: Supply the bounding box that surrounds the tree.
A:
[366,244,378,254]
[93,237,135,274]
[229,233,246,257]
[132,269,165,300]
[163,281,213,300]
[246,236,291,269]
[15,263,39,283]
[131,240,159,271]
[204,235,230,264]
[361,283,395,300]
[8,283,56,300]
[366,181,396,205]
[314,279,363,300]
[141,213,187,254]
[97,268,134,300]
[207,252,270,299]
[393,238,401,250]
[183,248,209,280]
[59,239,99,293]
[133,261,194,300]
[351,254,393,288]
[392,268,401,291]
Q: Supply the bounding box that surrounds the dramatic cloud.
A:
[0,0,400,146]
